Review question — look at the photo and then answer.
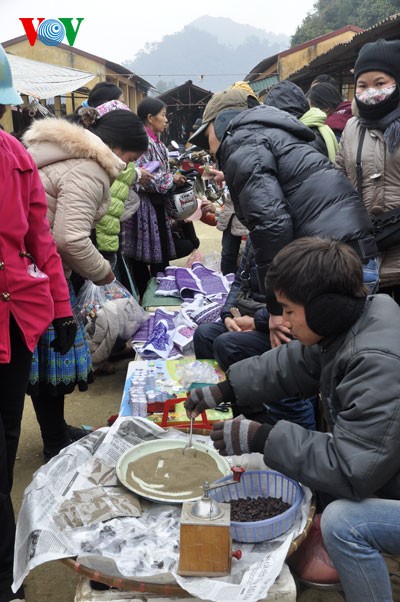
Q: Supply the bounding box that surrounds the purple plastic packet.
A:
[143,161,160,173]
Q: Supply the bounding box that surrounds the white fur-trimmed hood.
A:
[23,117,125,178]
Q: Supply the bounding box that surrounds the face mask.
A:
[356,84,396,105]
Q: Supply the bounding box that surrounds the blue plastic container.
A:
[210,470,304,543]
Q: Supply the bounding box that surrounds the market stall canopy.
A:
[7,53,95,99]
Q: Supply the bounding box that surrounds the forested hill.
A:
[123,16,289,93]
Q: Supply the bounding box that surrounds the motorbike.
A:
[168,141,226,225]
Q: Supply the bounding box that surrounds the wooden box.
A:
[178,501,232,577]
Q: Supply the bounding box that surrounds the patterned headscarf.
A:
[95,99,130,117]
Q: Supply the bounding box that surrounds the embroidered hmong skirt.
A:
[27,281,93,397]
[121,194,176,263]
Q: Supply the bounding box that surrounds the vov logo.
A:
[19,18,84,47]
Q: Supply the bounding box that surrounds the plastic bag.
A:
[201,251,221,272]
[76,280,149,366]
[184,197,203,222]
[77,279,131,320]
[174,360,220,389]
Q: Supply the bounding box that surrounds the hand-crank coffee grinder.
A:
[178,466,244,576]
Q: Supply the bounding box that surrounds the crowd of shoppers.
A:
[2,35,400,602]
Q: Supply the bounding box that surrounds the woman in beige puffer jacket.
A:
[22,108,148,459]
[335,39,400,303]
[24,116,125,284]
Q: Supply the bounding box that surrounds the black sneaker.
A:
[0,585,25,602]
[43,440,71,461]
[66,424,88,441]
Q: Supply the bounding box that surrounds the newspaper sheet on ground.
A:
[13,417,311,601]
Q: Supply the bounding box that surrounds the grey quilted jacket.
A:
[227,294,400,501]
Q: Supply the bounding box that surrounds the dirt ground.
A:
[11,222,339,601]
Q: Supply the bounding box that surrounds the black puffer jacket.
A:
[220,239,269,333]
[264,80,328,156]
[217,105,377,313]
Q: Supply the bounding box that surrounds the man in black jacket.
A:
[189,88,378,348]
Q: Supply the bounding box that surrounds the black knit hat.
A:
[354,39,400,84]
[88,82,123,107]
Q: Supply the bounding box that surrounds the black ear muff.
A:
[305,293,366,337]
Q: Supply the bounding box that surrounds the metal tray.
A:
[116,438,230,504]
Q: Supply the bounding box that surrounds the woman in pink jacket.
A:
[0,44,73,602]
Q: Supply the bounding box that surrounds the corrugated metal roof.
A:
[7,53,96,99]
[245,26,362,82]
[249,74,279,93]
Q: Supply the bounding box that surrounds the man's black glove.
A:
[211,416,274,456]
[51,317,77,355]
[184,380,234,418]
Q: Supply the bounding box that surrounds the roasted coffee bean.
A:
[229,496,291,522]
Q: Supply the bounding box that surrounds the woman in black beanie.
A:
[336,38,400,303]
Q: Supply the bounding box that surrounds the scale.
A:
[178,466,244,577]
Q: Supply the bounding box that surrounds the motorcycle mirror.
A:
[171,140,180,150]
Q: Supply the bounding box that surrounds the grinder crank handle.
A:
[231,466,245,482]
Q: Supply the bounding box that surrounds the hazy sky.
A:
[2,0,316,66]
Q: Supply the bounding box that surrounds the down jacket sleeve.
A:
[220,241,250,320]
[227,340,321,408]
[220,130,294,298]
[334,120,351,176]
[51,164,111,283]
[96,163,135,253]
[253,307,269,333]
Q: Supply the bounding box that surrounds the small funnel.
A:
[189,481,224,521]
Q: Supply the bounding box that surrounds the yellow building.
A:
[289,13,400,94]
[279,25,362,82]
[1,35,152,132]
[246,25,363,98]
